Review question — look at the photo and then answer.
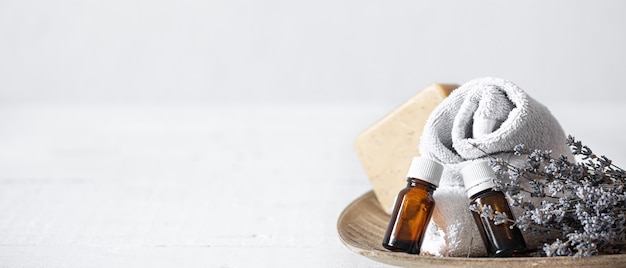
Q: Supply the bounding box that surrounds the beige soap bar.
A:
[355,84,457,214]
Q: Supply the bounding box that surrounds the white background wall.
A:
[2,0,625,105]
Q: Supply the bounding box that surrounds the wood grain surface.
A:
[1,102,625,267]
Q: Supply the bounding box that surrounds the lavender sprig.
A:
[471,135,626,258]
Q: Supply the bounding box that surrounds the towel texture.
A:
[419,77,571,256]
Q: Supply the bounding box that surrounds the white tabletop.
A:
[1,101,624,267]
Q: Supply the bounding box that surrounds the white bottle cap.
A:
[406,157,443,187]
[461,161,496,198]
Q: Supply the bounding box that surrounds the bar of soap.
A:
[355,84,457,214]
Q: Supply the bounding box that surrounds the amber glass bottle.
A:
[461,161,527,257]
[382,157,443,254]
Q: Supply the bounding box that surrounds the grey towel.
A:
[418,77,571,256]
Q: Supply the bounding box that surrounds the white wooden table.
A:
[1,101,623,267]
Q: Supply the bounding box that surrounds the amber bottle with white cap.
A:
[382,157,443,254]
[461,161,527,257]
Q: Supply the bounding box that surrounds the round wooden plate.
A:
[337,190,626,267]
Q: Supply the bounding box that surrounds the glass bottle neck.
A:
[469,187,501,199]
[407,177,436,191]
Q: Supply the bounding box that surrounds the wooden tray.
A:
[337,190,626,267]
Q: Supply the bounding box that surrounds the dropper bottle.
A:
[382,157,443,254]
[461,161,527,257]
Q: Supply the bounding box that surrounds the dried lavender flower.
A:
[470,135,626,257]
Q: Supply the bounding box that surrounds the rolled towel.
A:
[418,77,572,256]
